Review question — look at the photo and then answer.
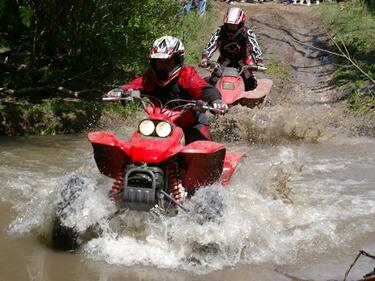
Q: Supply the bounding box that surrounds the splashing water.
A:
[211,105,325,144]
[1,131,375,279]
[80,145,374,274]
[54,173,116,232]
[6,172,115,243]
[83,186,247,273]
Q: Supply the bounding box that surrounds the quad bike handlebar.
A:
[102,89,225,114]
[203,60,267,74]
[102,88,141,102]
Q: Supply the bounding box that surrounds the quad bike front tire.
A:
[52,174,85,251]
[52,216,79,251]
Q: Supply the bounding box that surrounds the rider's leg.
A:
[209,56,229,86]
[183,125,212,143]
[244,75,258,91]
[241,58,258,91]
[209,71,221,86]
[183,113,212,143]
[209,65,224,86]
[183,0,194,14]
[198,0,206,15]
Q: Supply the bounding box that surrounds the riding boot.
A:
[244,76,258,91]
[209,75,220,86]
[209,67,223,86]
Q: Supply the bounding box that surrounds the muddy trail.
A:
[249,3,336,106]
[204,2,374,143]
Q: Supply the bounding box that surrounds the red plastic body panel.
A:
[129,127,184,163]
[88,132,131,179]
[88,103,244,187]
[217,77,273,107]
[217,76,244,105]
[181,141,225,189]
[219,152,245,186]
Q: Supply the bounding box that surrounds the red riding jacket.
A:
[120,65,221,127]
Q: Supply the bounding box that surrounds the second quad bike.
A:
[204,60,273,108]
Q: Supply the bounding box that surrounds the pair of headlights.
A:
[139,120,172,138]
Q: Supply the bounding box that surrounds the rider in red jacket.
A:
[106,36,228,143]
[200,7,264,90]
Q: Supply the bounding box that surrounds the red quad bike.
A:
[204,61,273,108]
[88,93,243,212]
[52,92,243,251]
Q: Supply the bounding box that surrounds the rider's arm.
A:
[120,76,144,91]
[187,69,228,112]
[202,27,222,60]
[105,73,147,102]
[245,27,263,65]
[180,66,221,103]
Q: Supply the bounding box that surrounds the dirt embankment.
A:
[206,2,374,140]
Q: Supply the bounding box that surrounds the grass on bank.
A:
[0,100,139,135]
[266,57,292,81]
[319,0,375,117]
[176,8,216,65]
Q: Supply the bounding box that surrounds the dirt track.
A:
[204,2,374,139]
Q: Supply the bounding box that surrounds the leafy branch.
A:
[324,27,375,84]
[287,27,374,84]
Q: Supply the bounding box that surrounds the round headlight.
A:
[155,121,172,137]
[139,120,155,136]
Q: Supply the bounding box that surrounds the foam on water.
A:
[1,134,375,276]
[79,146,374,273]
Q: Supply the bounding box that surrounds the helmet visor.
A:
[155,58,175,73]
[154,58,176,82]
[226,23,238,32]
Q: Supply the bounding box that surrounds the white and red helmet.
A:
[149,36,185,86]
[223,7,246,35]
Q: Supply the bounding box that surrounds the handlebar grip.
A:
[257,65,267,72]
[201,105,210,111]
[102,97,119,101]
[249,65,266,71]
[201,105,226,114]
[102,96,132,102]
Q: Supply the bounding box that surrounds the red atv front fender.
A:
[181,141,226,189]
[88,132,131,179]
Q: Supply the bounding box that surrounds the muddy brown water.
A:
[1,131,374,281]
[1,3,374,281]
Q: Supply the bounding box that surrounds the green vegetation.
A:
[319,0,375,116]
[348,89,375,119]
[266,57,292,81]
[362,0,375,12]
[1,0,182,90]
[0,0,215,135]
[0,100,139,135]
[178,10,215,64]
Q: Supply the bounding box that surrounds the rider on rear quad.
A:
[199,7,264,91]
[106,35,228,143]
